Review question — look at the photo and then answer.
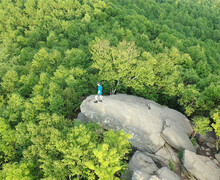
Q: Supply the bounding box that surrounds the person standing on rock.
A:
[94,82,102,103]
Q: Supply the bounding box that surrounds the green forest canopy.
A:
[0,0,220,179]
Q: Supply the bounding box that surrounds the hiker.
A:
[94,82,102,103]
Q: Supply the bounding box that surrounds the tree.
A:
[20,113,131,179]
[177,84,202,116]
[91,38,140,94]
[91,39,181,101]
[57,123,131,179]
[63,48,87,68]
[1,70,19,94]
[0,161,33,180]
[85,129,131,179]
[0,117,16,165]
[191,116,212,139]
[31,48,62,75]
[211,108,220,151]
[1,0,220,178]
[5,93,24,127]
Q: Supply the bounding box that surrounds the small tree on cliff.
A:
[90,39,180,99]
[90,38,141,94]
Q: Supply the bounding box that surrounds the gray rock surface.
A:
[213,159,219,166]
[206,142,215,149]
[75,112,90,123]
[183,150,220,180]
[148,175,160,180]
[143,151,169,168]
[215,153,220,164]
[132,170,150,180]
[155,143,179,164]
[156,167,180,180]
[162,119,196,152]
[198,131,216,144]
[80,94,193,153]
[129,151,158,175]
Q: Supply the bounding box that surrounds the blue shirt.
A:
[98,85,102,95]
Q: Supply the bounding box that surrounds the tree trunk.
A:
[112,80,120,94]
[191,131,197,140]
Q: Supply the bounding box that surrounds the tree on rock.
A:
[90,39,140,94]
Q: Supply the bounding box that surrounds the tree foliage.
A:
[211,108,220,150]
[0,0,220,178]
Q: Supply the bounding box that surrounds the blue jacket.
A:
[98,85,102,95]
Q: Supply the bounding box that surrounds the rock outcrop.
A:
[80,94,194,153]
[80,94,220,179]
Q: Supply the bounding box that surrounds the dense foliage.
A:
[0,0,220,178]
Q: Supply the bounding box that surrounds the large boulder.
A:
[183,150,220,180]
[128,151,158,175]
[162,119,196,152]
[80,94,193,153]
[156,167,180,180]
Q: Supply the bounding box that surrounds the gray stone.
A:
[156,167,180,180]
[75,112,90,123]
[205,151,210,155]
[213,159,219,166]
[183,150,220,180]
[198,134,208,143]
[215,153,220,164]
[206,142,215,149]
[143,151,169,168]
[162,119,195,152]
[198,132,216,144]
[80,94,193,153]
[132,170,150,180]
[148,175,160,180]
[129,151,158,175]
[155,143,179,164]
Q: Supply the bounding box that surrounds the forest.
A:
[0,0,220,179]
